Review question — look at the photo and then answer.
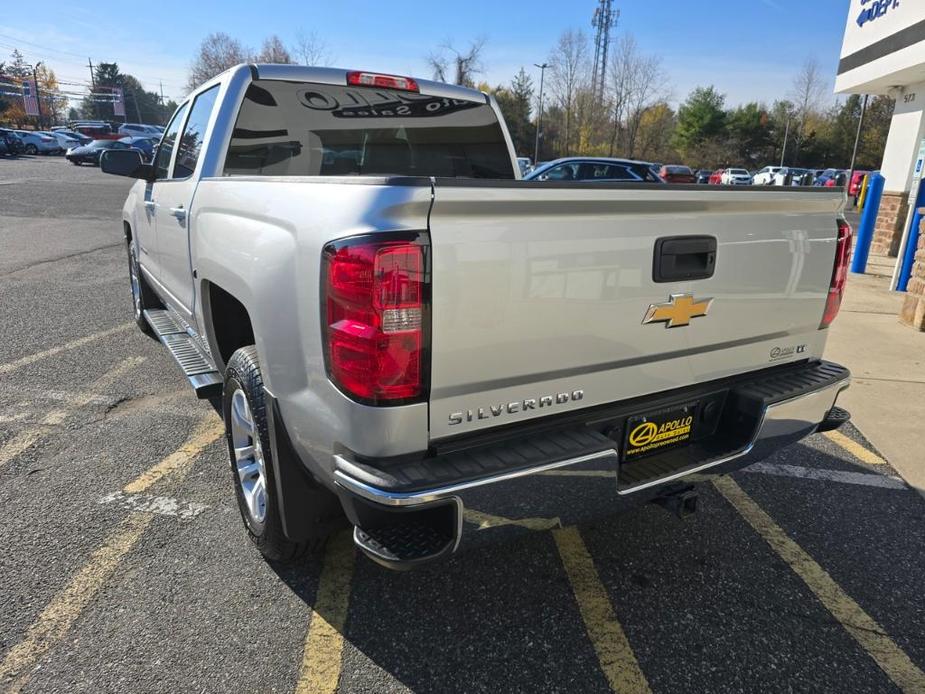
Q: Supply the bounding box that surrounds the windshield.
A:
[225,80,514,179]
[665,166,692,174]
[729,169,749,175]
[89,140,116,148]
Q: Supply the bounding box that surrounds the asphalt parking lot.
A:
[1,156,924,693]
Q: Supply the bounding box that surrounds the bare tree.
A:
[257,35,294,64]
[606,34,669,157]
[187,33,251,92]
[789,57,827,164]
[293,30,334,67]
[426,39,486,87]
[548,29,589,156]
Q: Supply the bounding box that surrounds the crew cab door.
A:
[138,102,189,286]
[151,85,219,325]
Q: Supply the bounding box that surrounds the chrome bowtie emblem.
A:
[642,293,713,328]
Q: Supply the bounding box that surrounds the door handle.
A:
[143,200,156,209]
[169,206,187,221]
[653,236,717,282]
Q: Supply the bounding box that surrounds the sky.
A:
[0,0,851,110]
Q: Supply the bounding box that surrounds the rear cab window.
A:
[223,80,514,179]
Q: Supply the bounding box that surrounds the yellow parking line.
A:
[123,417,224,494]
[714,476,925,692]
[0,357,145,470]
[823,430,888,466]
[0,323,133,376]
[464,508,561,531]
[296,531,356,694]
[0,416,222,689]
[553,526,651,694]
[0,512,155,691]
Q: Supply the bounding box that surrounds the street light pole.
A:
[32,61,44,129]
[847,93,870,186]
[533,62,549,165]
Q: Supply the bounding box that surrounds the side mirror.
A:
[100,149,152,180]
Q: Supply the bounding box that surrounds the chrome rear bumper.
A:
[334,374,850,508]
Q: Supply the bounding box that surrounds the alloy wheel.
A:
[230,388,268,524]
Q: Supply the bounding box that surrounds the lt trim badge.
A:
[642,293,713,328]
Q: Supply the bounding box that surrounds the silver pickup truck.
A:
[101,64,852,570]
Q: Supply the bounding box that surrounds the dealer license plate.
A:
[622,403,697,462]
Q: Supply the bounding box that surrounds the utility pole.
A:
[159,81,165,105]
[87,58,95,86]
[130,90,142,122]
[533,62,549,165]
[32,62,44,129]
[779,115,791,167]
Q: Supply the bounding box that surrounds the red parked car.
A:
[708,168,724,185]
[849,170,870,196]
[658,164,697,184]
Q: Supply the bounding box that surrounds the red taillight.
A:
[821,219,853,329]
[323,236,427,404]
[346,71,420,93]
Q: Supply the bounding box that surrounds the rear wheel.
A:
[24,144,37,155]
[126,238,159,335]
[223,346,327,562]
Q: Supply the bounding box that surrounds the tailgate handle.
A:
[653,236,717,282]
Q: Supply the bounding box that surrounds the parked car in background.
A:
[66,138,137,166]
[515,156,533,176]
[118,136,157,162]
[524,157,664,183]
[771,167,810,186]
[51,128,93,145]
[720,168,751,185]
[658,165,697,184]
[849,170,870,196]
[41,130,82,151]
[118,123,163,138]
[0,128,25,155]
[14,130,61,155]
[813,169,843,187]
[708,168,724,185]
[752,166,782,185]
[72,123,120,140]
[694,169,713,184]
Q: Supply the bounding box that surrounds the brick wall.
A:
[899,215,925,331]
[872,191,909,257]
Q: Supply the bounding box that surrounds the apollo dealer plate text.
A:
[622,403,697,462]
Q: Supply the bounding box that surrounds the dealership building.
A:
[836,0,925,327]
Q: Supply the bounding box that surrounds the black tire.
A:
[126,237,160,335]
[24,144,38,155]
[223,346,327,562]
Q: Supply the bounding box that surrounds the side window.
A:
[544,163,578,181]
[173,85,220,179]
[153,102,189,180]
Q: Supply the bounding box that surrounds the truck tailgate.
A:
[426,181,844,439]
